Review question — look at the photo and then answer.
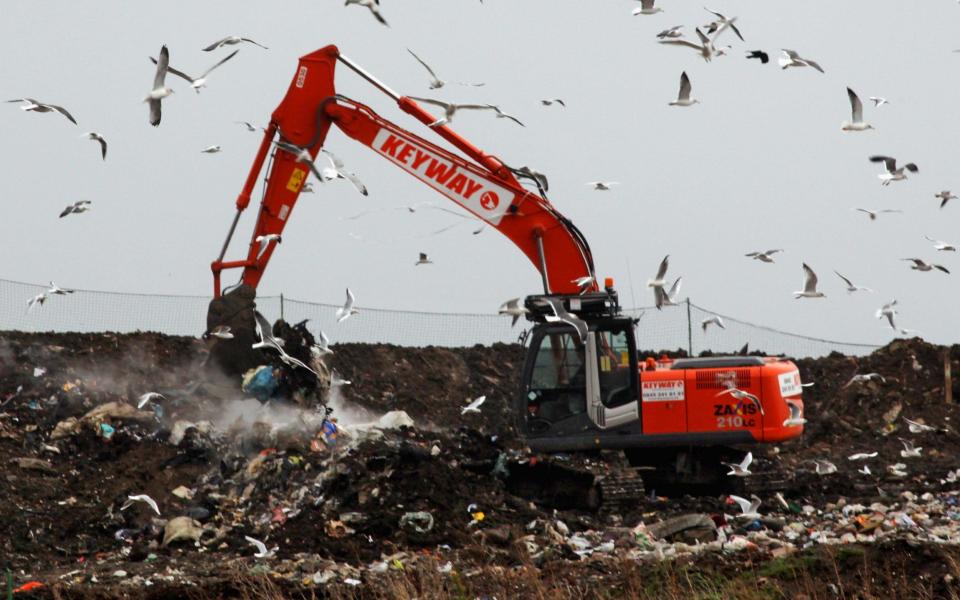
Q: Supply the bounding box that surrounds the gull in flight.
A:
[812,460,837,475]
[137,392,165,409]
[206,325,234,340]
[716,381,764,415]
[461,395,486,415]
[858,465,872,475]
[254,233,281,258]
[925,236,956,251]
[701,315,725,331]
[727,495,761,519]
[844,372,886,387]
[721,452,752,477]
[888,463,908,477]
[144,45,173,126]
[904,417,936,434]
[794,263,825,298]
[336,288,359,323]
[345,0,389,26]
[669,71,699,106]
[244,535,277,559]
[632,0,663,15]
[870,155,918,185]
[498,298,529,327]
[301,182,314,193]
[407,49,484,90]
[899,438,922,458]
[541,297,589,343]
[647,254,674,308]
[659,28,729,62]
[487,105,526,127]
[745,249,783,263]
[587,181,619,191]
[26,293,47,313]
[82,132,107,160]
[407,97,495,127]
[848,452,878,461]
[834,271,872,293]
[783,400,806,427]
[657,26,683,39]
[47,282,74,296]
[252,311,285,350]
[703,7,744,41]
[415,252,432,265]
[541,98,566,106]
[935,190,957,209]
[902,258,949,274]
[150,50,238,93]
[203,36,267,51]
[6,98,77,124]
[746,50,769,63]
[876,300,898,330]
[572,275,595,294]
[60,200,92,218]
[201,145,222,154]
[320,149,368,196]
[330,370,352,387]
[869,97,890,107]
[842,88,873,131]
[854,208,902,221]
[655,277,682,309]
[311,329,333,357]
[778,50,825,73]
[236,121,257,131]
[122,494,160,516]
[273,139,324,180]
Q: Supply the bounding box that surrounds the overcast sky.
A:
[1,0,958,345]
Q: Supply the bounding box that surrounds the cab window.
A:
[596,328,635,408]
[527,332,586,424]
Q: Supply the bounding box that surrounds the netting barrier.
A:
[0,278,880,357]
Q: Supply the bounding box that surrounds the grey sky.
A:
[1,0,958,345]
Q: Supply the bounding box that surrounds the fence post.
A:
[946,349,953,405]
[686,298,693,357]
[280,293,285,321]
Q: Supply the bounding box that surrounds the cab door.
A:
[586,325,639,429]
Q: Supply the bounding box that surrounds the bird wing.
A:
[244,536,268,554]
[641,0,654,8]
[869,155,896,172]
[659,39,704,51]
[766,249,784,256]
[497,111,526,126]
[741,452,753,470]
[904,163,919,173]
[729,494,752,514]
[727,20,744,42]
[408,96,450,110]
[667,277,682,301]
[834,271,854,288]
[655,255,670,280]
[200,49,239,78]
[150,56,194,83]
[93,135,107,160]
[369,3,389,26]
[407,49,440,81]
[695,28,710,45]
[59,205,73,218]
[847,87,863,122]
[345,288,355,310]
[153,45,169,89]
[253,311,274,344]
[46,104,77,124]
[240,38,269,50]
[781,49,800,59]
[935,265,950,274]
[149,99,162,127]
[801,263,818,292]
[803,58,825,73]
[201,38,230,52]
[678,71,691,100]
[321,148,345,169]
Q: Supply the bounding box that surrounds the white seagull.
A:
[721,452,753,477]
[925,236,956,252]
[330,370,352,387]
[311,330,333,357]
[858,465,872,475]
[935,191,957,209]
[848,452,878,461]
[587,181,619,191]
[669,71,699,107]
[320,149,368,195]
[870,155,918,185]
[703,7,743,41]
[903,417,936,434]
[252,311,285,350]
[137,392,165,409]
[407,97,495,127]
[901,258,949,274]
[487,104,526,127]
[778,49,825,73]
[841,88,873,131]
[461,395,486,415]
[876,300,898,330]
[783,400,806,427]
[47,282,74,296]
[654,278,682,309]
[415,252,432,265]
[201,145,222,154]
[854,208,902,221]
[122,494,160,516]
[647,255,670,289]
[794,263,825,298]
[716,382,764,415]
[407,49,484,90]
[701,315,725,331]
[345,0,389,26]
[834,271,872,293]
[812,460,837,475]
[207,325,234,340]
[541,98,566,107]
[254,233,281,258]
[151,50,238,94]
[869,97,890,107]
[656,26,684,39]
[26,293,47,313]
[144,45,173,127]
[572,275,595,294]
[202,36,268,51]
[6,98,77,124]
[727,495,761,519]
[60,200,92,218]
[632,0,663,15]
[541,297,589,343]
[336,288,359,323]
[273,140,324,181]
[843,372,886,387]
[236,121,258,132]
[82,132,108,160]
[899,438,922,458]
[659,28,729,62]
[498,298,529,327]
[244,535,278,559]
[745,249,783,263]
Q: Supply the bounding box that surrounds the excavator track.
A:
[598,468,646,515]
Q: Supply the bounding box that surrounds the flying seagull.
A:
[844,372,886,387]
[632,0,664,15]
[336,288,359,323]
[925,235,957,252]
[541,98,566,106]
[654,277,682,309]
[461,395,486,415]
[842,88,873,131]
[794,263,825,298]
[122,494,160,516]
[899,438,923,458]
[854,208,902,221]
[876,300,898,330]
[716,382,764,415]
[320,149,368,195]
[47,282,74,296]
[935,191,957,209]
[487,104,526,127]
[60,200,92,218]
[727,495,761,519]
[407,96,495,127]
[273,140,324,180]
[848,452,878,461]
[746,50,769,63]
[745,249,783,263]
[659,27,729,62]
[782,400,806,427]
[701,315,725,331]
[144,45,173,126]
[407,49,484,89]
[254,233,281,258]
[236,121,258,132]
[587,181,619,191]
[252,311,284,351]
[703,7,743,41]
[721,452,752,477]
[201,145,222,154]
[202,36,268,51]
[244,536,278,559]
[870,155,918,185]
[904,417,936,434]
[647,254,670,291]
[869,97,890,107]
[812,460,838,475]
[6,98,77,124]
[572,275,595,294]
[415,252,432,265]
[902,258,949,274]
[778,49,825,73]
[150,50,238,93]
[82,132,107,160]
[657,26,684,39]
[669,71,699,106]
[311,330,333,357]
[345,0,389,26]
[26,293,46,313]
[540,297,589,343]
[137,392,165,409]
[206,325,234,340]
[498,298,529,327]
[834,271,873,293]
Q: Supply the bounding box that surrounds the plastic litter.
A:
[399,511,435,534]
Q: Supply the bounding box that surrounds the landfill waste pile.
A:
[0,328,959,599]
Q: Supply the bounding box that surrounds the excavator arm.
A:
[210,45,596,301]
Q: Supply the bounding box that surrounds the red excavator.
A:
[207,46,805,502]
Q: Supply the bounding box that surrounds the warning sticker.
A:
[778,371,803,397]
[286,168,306,193]
[641,380,685,403]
